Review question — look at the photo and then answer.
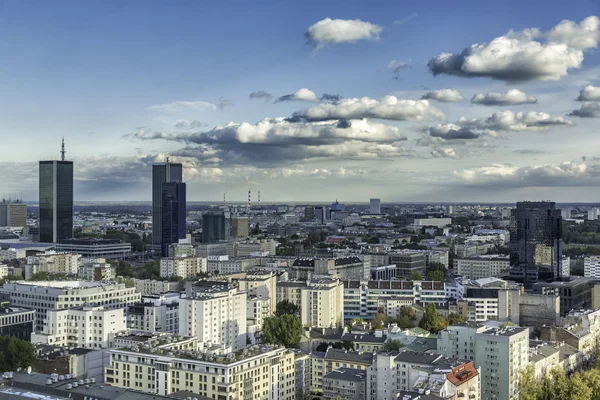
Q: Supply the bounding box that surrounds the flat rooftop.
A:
[6,281,105,289]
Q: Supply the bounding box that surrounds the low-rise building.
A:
[78,258,115,281]
[323,368,367,400]
[454,255,510,279]
[533,277,595,315]
[25,252,81,278]
[55,238,132,258]
[132,278,179,295]
[159,256,207,279]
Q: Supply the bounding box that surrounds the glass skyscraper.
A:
[509,201,563,284]
[202,211,228,243]
[39,160,74,243]
[161,182,186,256]
[152,162,183,248]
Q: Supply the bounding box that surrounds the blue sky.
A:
[2,0,600,202]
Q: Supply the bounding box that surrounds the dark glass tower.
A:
[161,182,186,256]
[39,140,74,243]
[152,162,183,247]
[202,212,227,243]
[509,201,563,284]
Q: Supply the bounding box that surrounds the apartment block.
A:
[584,255,600,279]
[238,270,278,314]
[388,252,426,279]
[132,278,178,296]
[25,252,81,278]
[159,256,207,279]
[127,293,180,333]
[31,305,126,348]
[309,348,374,393]
[78,258,115,281]
[323,368,367,400]
[227,239,277,257]
[179,282,247,352]
[454,256,510,280]
[1,280,140,331]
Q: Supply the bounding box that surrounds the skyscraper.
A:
[509,201,563,284]
[230,216,249,237]
[161,182,187,256]
[152,161,183,248]
[202,212,227,243]
[0,199,27,230]
[369,198,381,214]
[39,139,73,243]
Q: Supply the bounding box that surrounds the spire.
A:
[61,137,66,161]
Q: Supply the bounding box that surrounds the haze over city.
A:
[3,1,600,202]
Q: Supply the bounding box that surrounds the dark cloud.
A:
[320,93,343,102]
[190,120,208,129]
[275,88,319,103]
[249,91,274,101]
[175,121,188,129]
[429,125,479,140]
[217,98,234,110]
[336,119,352,129]
[568,102,600,118]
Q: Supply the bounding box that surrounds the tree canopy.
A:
[448,313,467,325]
[383,339,403,352]
[0,336,36,371]
[261,314,303,347]
[419,303,448,334]
[275,300,299,317]
[410,271,423,281]
[518,364,600,400]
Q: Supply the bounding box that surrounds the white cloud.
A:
[305,18,383,50]
[576,85,600,101]
[428,123,479,140]
[569,102,600,118]
[147,101,218,112]
[458,110,573,132]
[386,60,410,73]
[249,91,274,101]
[428,16,600,81]
[431,147,459,158]
[421,89,464,103]
[294,96,445,122]
[471,89,538,106]
[275,88,319,103]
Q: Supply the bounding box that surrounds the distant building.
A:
[305,205,315,219]
[315,206,325,223]
[454,256,510,279]
[0,199,27,230]
[39,140,73,243]
[277,279,344,328]
[230,215,249,237]
[413,217,452,228]
[202,211,228,243]
[388,251,426,279]
[533,277,595,315]
[160,181,186,256]
[55,238,131,258]
[369,198,381,214]
[132,278,178,296]
[152,161,183,249]
[589,208,600,220]
[159,256,206,279]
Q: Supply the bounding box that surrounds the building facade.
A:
[152,161,183,249]
[0,199,27,230]
[39,157,73,243]
[160,181,186,256]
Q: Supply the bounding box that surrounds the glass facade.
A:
[39,160,73,243]
[152,162,183,246]
[202,212,227,243]
[161,182,186,256]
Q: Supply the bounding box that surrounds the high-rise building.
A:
[304,205,314,219]
[509,201,563,283]
[202,211,228,243]
[314,206,325,223]
[369,198,381,214]
[152,162,183,248]
[39,140,73,243]
[0,199,27,229]
[230,215,249,237]
[160,182,186,256]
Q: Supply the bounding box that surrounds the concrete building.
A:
[369,198,381,214]
[25,252,81,278]
[230,215,249,237]
[238,270,278,314]
[539,308,600,362]
[167,243,197,257]
[31,306,126,349]
[202,211,229,243]
[533,277,595,315]
[589,208,600,220]
[152,161,183,250]
[35,345,109,382]
[127,293,180,333]
[179,282,247,351]
[454,256,510,280]
[132,278,178,295]
[207,255,261,275]
[246,295,270,344]
[159,256,207,279]
[0,306,35,341]
[1,281,140,331]
[0,199,27,230]
[227,239,277,257]
[78,258,115,281]
[105,338,296,399]
[388,251,426,279]
[584,255,600,279]
[277,279,344,328]
[413,217,452,227]
[55,239,132,258]
[323,368,367,400]
[309,348,374,393]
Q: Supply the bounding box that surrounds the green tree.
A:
[517,365,541,400]
[116,260,133,277]
[427,270,446,281]
[275,300,299,317]
[550,368,570,400]
[447,313,467,325]
[383,339,403,352]
[0,336,36,371]
[569,372,593,400]
[410,271,423,281]
[315,342,329,352]
[370,313,388,332]
[419,303,448,334]
[261,314,303,347]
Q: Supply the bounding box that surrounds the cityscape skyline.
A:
[3,2,600,202]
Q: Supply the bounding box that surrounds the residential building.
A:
[31,305,126,348]
[323,368,367,400]
[152,161,183,249]
[178,282,247,351]
[1,280,140,331]
[388,251,426,279]
[196,242,228,257]
[127,293,180,333]
[78,258,115,281]
[105,338,296,399]
[0,306,35,341]
[207,255,260,275]
[509,201,563,283]
[584,255,600,279]
[369,198,381,214]
[167,243,198,257]
[305,205,315,220]
[202,211,228,243]
[238,270,278,314]
[227,239,277,257]
[159,256,207,279]
[55,239,132,258]
[277,279,344,328]
[309,348,374,393]
[539,308,600,362]
[230,215,249,237]
[246,295,270,344]
[0,199,27,230]
[25,252,81,278]
[132,278,178,295]
[454,256,510,280]
[39,141,73,243]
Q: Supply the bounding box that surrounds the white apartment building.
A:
[127,293,180,333]
[31,305,126,349]
[367,352,480,400]
[132,278,179,295]
[413,217,452,227]
[105,341,296,399]
[246,295,270,344]
[277,279,344,328]
[589,208,600,221]
[207,255,261,275]
[0,264,8,280]
[584,256,600,279]
[238,270,278,314]
[178,283,247,352]
[454,256,510,280]
[1,281,141,331]
[78,259,115,281]
[159,256,207,279]
[25,252,81,279]
[227,239,277,258]
[438,325,529,400]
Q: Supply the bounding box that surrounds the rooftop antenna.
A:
[258,191,261,207]
[60,137,66,161]
[166,156,170,163]
[223,193,226,206]
[248,190,251,210]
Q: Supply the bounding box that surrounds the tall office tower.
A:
[509,201,563,284]
[304,205,315,220]
[0,199,27,229]
[230,216,249,237]
[314,206,325,223]
[369,198,381,214]
[202,211,228,243]
[39,140,73,243]
[161,182,186,256]
[152,161,183,248]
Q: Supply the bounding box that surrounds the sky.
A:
[3,0,600,202]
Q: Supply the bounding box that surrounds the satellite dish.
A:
[26,366,32,374]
